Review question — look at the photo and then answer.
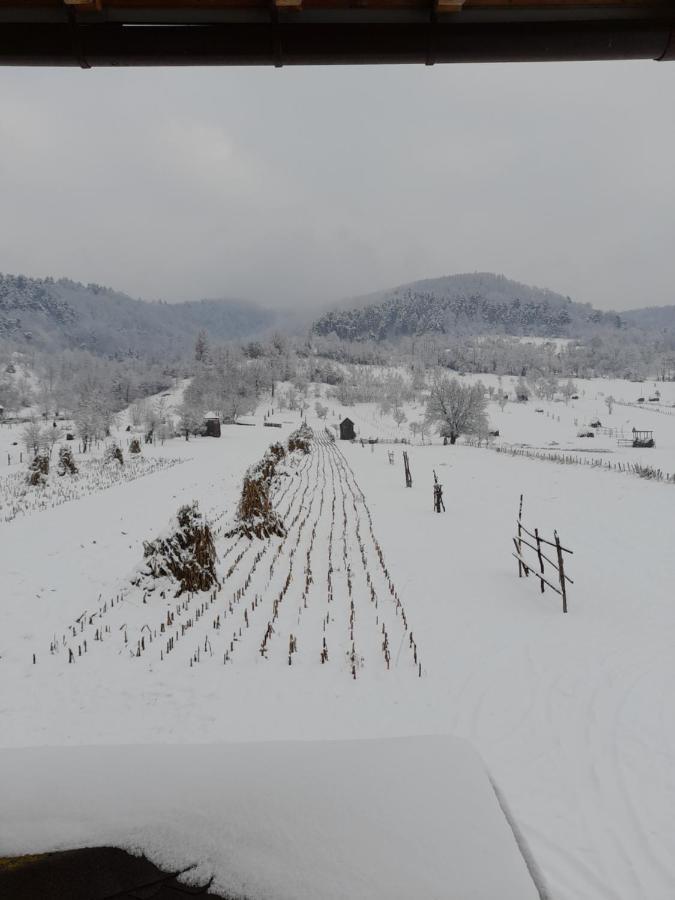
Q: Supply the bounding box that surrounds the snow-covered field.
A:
[2,375,675,899]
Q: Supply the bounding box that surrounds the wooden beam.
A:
[274,0,302,8]
[435,0,465,12]
[63,0,102,9]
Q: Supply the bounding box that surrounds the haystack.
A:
[140,502,219,596]
[57,446,78,476]
[288,424,312,454]
[104,443,124,465]
[27,453,49,486]
[233,468,285,540]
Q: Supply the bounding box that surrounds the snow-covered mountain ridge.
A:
[313,272,623,341]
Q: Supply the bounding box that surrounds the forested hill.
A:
[312,273,622,341]
[621,305,675,331]
[0,273,278,358]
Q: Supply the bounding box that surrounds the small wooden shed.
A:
[339,417,355,440]
[204,411,221,438]
[632,428,654,448]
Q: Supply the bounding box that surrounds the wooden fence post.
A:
[554,530,568,613]
[534,527,545,593]
[517,494,524,577]
[403,451,412,488]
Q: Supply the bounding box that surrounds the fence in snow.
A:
[469,441,675,484]
[513,494,572,614]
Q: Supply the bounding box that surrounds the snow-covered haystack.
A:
[229,429,313,540]
[26,452,49,486]
[288,423,312,454]
[138,502,219,596]
[229,442,288,540]
[56,446,78,476]
[103,443,124,466]
[233,466,285,540]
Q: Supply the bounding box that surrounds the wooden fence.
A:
[490,443,675,484]
[513,494,572,613]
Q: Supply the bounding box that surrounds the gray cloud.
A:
[0,60,673,311]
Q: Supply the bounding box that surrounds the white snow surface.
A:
[0,736,539,900]
[3,376,675,899]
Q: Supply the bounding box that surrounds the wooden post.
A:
[554,530,568,613]
[433,470,445,512]
[403,451,412,488]
[517,494,524,577]
[534,527,545,593]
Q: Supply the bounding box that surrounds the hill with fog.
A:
[621,305,675,332]
[313,273,623,342]
[0,273,280,358]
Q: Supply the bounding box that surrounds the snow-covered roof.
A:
[0,737,539,900]
[203,411,219,420]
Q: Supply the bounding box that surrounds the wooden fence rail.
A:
[481,443,675,484]
[514,494,572,613]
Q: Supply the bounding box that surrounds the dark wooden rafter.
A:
[0,0,671,65]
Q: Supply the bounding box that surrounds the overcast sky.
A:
[0,60,673,311]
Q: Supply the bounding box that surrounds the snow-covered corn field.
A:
[0,454,183,523]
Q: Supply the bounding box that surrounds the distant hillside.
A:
[0,273,279,358]
[621,305,675,332]
[313,273,622,342]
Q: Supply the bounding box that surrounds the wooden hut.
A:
[339,417,356,440]
[204,411,221,438]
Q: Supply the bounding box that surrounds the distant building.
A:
[204,411,221,438]
[339,417,356,440]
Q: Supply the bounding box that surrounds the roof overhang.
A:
[0,1,672,66]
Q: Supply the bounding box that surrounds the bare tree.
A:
[194,330,210,363]
[129,400,147,428]
[497,389,508,411]
[562,379,578,404]
[46,425,64,457]
[515,376,530,402]
[392,406,407,429]
[22,420,47,456]
[425,375,488,445]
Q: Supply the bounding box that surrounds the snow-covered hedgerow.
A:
[137,502,219,597]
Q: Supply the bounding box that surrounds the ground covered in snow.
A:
[2,376,675,899]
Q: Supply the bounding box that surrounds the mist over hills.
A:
[621,305,675,331]
[0,273,281,358]
[312,273,624,342]
[2,269,673,362]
